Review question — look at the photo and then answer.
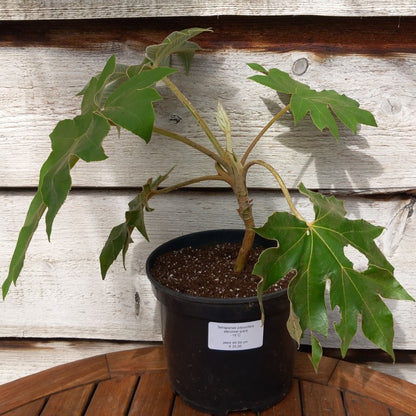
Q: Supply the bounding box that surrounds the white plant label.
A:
[208,320,264,351]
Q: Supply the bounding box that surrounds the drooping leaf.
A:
[249,66,377,139]
[101,67,176,141]
[2,192,46,298]
[99,223,132,280]
[100,170,172,279]
[79,55,118,113]
[145,28,212,73]
[310,336,323,372]
[254,183,413,368]
[41,113,110,239]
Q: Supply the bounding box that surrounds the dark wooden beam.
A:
[0,16,415,54]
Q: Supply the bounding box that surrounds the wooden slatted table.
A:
[0,346,415,415]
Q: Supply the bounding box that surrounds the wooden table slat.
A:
[301,380,346,416]
[128,371,174,416]
[329,360,416,415]
[106,346,167,377]
[1,346,416,415]
[261,379,302,415]
[2,399,45,416]
[171,396,208,415]
[293,352,338,384]
[85,375,137,416]
[390,409,413,416]
[0,355,109,414]
[40,384,95,416]
[343,391,390,416]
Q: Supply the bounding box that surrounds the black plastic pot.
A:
[146,229,296,415]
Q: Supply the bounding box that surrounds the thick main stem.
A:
[228,156,257,272]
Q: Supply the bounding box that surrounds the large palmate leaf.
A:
[253,184,413,369]
[100,171,172,279]
[249,65,377,139]
[101,67,176,141]
[145,28,212,73]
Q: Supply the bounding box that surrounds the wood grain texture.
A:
[1,17,415,54]
[0,1,415,20]
[1,47,416,191]
[129,372,174,416]
[0,191,414,346]
[2,399,45,416]
[1,346,416,415]
[343,391,390,416]
[301,381,345,416]
[329,360,416,415]
[85,375,138,416]
[0,11,415,389]
[40,384,95,416]
[261,379,302,415]
[171,396,207,416]
[0,354,109,414]
[0,339,153,386]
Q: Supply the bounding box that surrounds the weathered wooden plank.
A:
[1,48,416,191]
[107,346,167,377]
[261,379,302,416]
[171,396,207,416]
[0,354,109,414]
[128,372,174,416]
[293,353,339,385]
[0,339,152,386]
[0,191,414,347]
[2,398,46,416]
[329,360,416,415]
[301,381,345,415]
[343,391,390,416]
[0,0,415,20]
[1,17,415,55]
[40,384,95,416]
[85,375,137,416]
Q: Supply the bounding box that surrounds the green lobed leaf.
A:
[79,55,118,113]
[254,183,413,367]
[2,192,46,298]
[41,113,110,239]
[310,336,323,372]
[100,170,172,279]
[101,67,176,141]
[249,65,377,139]
[145,28,212,73]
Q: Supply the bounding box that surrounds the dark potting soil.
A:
[150,242,292,298]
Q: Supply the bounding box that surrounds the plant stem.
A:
[151,174,231,196]
[153,126,227,167]
[163,77,225,156]
[241,104,291,164]
[245,159,306,222]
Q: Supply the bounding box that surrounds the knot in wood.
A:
[292,58,309,76]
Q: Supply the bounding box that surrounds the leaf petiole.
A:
[162,77,225,157]
[241,104,291,164]
[245,159,306,223]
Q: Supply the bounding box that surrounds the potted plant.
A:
[2,28,413,414]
